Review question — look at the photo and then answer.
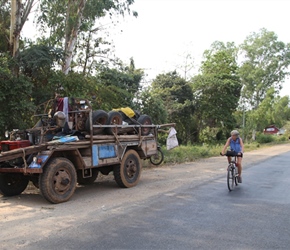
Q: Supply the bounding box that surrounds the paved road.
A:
[13,150,290,250]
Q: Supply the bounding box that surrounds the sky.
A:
[23,0,290,95]
[110,0,290,95]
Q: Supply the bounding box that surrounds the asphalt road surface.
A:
[1,145,290,249]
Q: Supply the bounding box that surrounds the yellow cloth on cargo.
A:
[113,107,135,118]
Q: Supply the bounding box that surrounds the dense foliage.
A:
[0,1,290,143]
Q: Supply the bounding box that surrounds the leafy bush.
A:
[162,144,222,164]
[199,127,220,143]
[276,135,288,142]
[256,134,275,143]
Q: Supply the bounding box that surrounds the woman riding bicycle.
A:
[222,130,244,183]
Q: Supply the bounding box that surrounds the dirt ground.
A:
[0,144,289,248]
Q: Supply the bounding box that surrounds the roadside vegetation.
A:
[145,132,289,167]
[147,121,290,165]
[160,137,290,165]
[151,121,290,165]
[1,1,290,147]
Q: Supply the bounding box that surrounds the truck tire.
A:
[114,150,142,188]
[39,158,77,204]
[137,115,152,136]
[77,169,98,185]
[105,111,123,135]
[86,110,108,135]
[0,173,29,196]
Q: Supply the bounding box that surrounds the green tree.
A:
[246,88,290,137]
[272,95,290,127]
[247,88,275,133]
[0,56,34,137]
[37,0,137,74]
[93,84,135,111]
[86,58,143,110]
[191,41,241,142]
[17,44,64,104]
[152,71,194,144]
[98,58,143,95]
[48,71,96,98]
[239,28,290,109]
[0,0,10,53]
[135,88,167,125]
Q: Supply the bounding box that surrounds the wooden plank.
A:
[85,135,154,140]
[158,123,176,128]
[0,144,48,162]
[0,168,42,174]
[0,153,24,162]
[0,144,47,156]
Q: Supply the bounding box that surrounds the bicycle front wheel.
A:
[235,173,238,186]
[227,166,235,191]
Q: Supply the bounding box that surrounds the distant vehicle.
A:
[263,125,285,135]
[263,125,279,135]
[277,128,286,136]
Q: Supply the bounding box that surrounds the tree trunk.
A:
[10,0,34,58]
[252,129,256,141]
[63,0,87,75]
[10,0,21,57]
[19,0,34,32]
[82,30,92,76]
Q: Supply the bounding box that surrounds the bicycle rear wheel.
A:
[227,165,235,191]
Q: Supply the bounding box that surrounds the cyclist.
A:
[222,130,244,183]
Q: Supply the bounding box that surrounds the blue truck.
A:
[0,109,173,203]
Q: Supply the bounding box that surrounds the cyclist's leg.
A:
[236,157,242,176]
[227,156,231,164]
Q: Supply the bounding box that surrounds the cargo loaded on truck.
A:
[0,98,175,203]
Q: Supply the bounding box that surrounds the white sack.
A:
[166,127,179,150]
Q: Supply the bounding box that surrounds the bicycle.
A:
[150,145,164,165]
[221,151,239,191]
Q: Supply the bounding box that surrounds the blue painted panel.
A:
[98,145,116,159]
[92,145,99,166]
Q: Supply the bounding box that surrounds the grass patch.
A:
[162,144,220,164]
[143,139,290,167]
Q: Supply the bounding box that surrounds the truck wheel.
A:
[77,169,98,185]
[39,158,77,204]
[114,150,142,188]
[137,115,152,136]
[0,173,29,196]
[105,111,122,135]
[86,110,108,135]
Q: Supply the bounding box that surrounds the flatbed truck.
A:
[0,121,174,203]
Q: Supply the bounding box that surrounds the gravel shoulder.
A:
[0,144,289,249]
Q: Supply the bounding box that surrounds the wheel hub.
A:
[126,160,137,178]
[54,170,71,193]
